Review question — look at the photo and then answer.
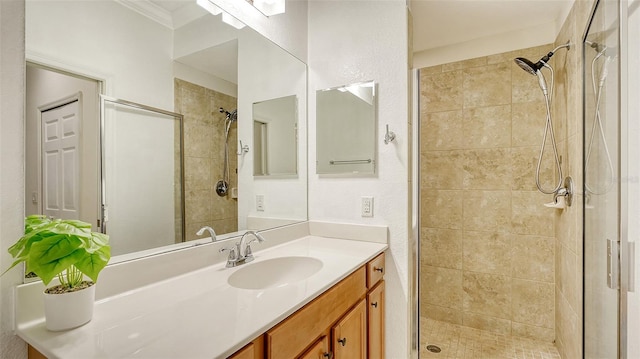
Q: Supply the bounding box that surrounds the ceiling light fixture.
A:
[250,0,285,16]
[221,12,246,29]
[196,0,246,30]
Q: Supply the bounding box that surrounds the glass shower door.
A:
[583,0,621,358]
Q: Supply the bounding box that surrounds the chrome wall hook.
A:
[384,124,396,144]
[237,140,249,155]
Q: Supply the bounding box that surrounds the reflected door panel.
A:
[41,99,80,220]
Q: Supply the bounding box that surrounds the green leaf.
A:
[74,246,110,283]
[29,249,86,285]
[30,234,84,263]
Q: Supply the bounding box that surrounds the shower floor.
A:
[420,317,561,359]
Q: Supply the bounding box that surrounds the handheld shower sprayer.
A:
[513,41,572,200]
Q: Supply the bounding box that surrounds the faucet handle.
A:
[220,246,237,261]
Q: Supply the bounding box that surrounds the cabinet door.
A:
[228,343,255,359]
[299,335,332,359]
[368,281,385,359]
[332,300,367,359]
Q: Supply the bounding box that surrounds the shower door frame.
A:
[582,0,633,357]
[99,95,186,244]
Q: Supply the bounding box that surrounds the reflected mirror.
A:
[253,95,298,176]
[24,0,307,264]
[316,81,377,174]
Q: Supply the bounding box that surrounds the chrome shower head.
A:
[514,57,540,75]
[513,41,571,76]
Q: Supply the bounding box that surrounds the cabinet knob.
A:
[371,301,378,308]
[323,352,334,359]
[337,338,347,346]
[374,267,384,273]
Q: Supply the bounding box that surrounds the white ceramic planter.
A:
[43,284,96,331]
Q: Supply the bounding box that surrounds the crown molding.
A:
[114,0,174,29]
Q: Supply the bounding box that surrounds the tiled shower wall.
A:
[419,45,559,342]
[175,79,238,241]
[552,0,595,357]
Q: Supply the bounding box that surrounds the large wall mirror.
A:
[24,0,307,264]
[316,81,377,175]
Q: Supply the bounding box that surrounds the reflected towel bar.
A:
[329,159,372,165]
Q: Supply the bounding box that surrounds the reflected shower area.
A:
[101,96,185,256]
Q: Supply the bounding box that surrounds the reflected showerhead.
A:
[219,107,238,122]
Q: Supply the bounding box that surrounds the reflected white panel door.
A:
[41,100,80,220]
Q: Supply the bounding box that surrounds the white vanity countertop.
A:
[16,236,387,359]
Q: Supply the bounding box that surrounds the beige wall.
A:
[175,79,238,241]
[418,44,559,342]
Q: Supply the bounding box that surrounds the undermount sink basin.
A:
[227,256,323,290]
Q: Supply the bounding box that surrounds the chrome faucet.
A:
[196,226,217,242]
[220,230,266,268]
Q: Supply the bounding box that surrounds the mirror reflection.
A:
[24,0,307,263]
[253,95,298,176]
[316,81,377,175]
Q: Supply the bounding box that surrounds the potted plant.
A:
[3,215,111,331]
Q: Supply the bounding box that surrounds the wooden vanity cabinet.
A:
[332,299,367,359]
[367,281,385,359]
[228,336,264,359]
[299,335,331,359]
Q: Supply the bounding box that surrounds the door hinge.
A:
[607,238,620,289]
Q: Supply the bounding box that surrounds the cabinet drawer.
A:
[366,253,385,288]
[266,267,366,359]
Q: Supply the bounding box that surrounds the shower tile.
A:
[510,146,551,191]
[511,62,544,104]
[462,311,512,335]
[442,56,487,72]
[183,122,214,158]
[181,88,210,125]
[421,189,463,230]
[511,322,555,342]
[557,242,579,312]
[556,289,581,359]
[421,150,464,189]
[420,65,442,75]
[422,265,464,310]
[421,318,560,358]
[421,227,463,270]
[421,70,464,113]
[511,191,554,236]
[511,235,554,283]
[462,105,512,149]
[462,231,512,276]
[184,156,213,191]
[463,62,511,109]
[511,101,546,147]
[462,272,512,320]
[421,110,464,151]
[487,50,521,65]
[422,304,463,325]
[463,148,512,190]
[185,188,213,223]
[512,279,554,328]
[462,190,511,233]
